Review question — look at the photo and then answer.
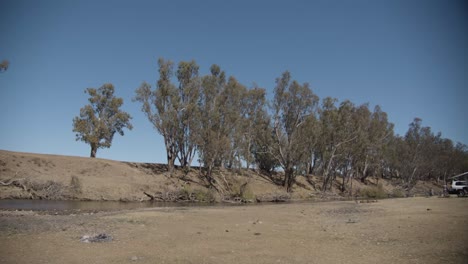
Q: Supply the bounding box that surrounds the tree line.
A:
[74,58,468,192]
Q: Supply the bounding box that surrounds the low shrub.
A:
[229,181,255,202]
[70,176,83,196]
[192,188,217,202]
[179,185,217,202]
[391,188,405,198]
[358,184,387,199]
[29,180,66,200]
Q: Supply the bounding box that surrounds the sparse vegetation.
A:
[357,184,387,199]
[228,180,255,202]
[390,188,405,198]
[143,185,217,203]
[0,150,452,202]
[70,176,83,196]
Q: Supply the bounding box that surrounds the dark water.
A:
[0,199,217,212]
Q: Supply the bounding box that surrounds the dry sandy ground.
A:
[1,197,467,264]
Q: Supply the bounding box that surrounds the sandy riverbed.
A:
[1,197,467,264]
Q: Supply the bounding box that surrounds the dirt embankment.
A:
[0,150,443,202]
[1,198,467,264]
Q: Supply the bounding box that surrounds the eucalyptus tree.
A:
[219,76,248,169]
[452,143,468,174]
[402,118,435,187]
[383,133,413,181]
[318,99,360,191]
[431,135,455,182]
[251,111,278,174]
[270,71,319,192]
[240,86,268,169]
[73,83,133,158]
[296,99,322,176]
[369,106,393,176]
[196,64,227,177]
[134,58,179,172]
[175,60,201,168]
[355,105,394,182]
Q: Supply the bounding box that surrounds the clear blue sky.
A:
[1,0,467,163]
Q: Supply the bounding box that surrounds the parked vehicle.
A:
[446,172,468,197]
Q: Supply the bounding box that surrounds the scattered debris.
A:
[256,193,290,203]
[222,194,254,204]
[80,233,112,243]
[356,200,378,204]
[252,219,262,225]
[130,256,139,261]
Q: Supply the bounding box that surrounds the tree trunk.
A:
[360,155,369,182]
[408,167,417,188]
[308,152,318,175]
[341,172,346,193]
[164,137,176,174]
[322,148,337,192]
[283,166,294,192]
[168,156,175,173]
[90,144,97,158]
[246,140,251,170]
[166,144,175,174]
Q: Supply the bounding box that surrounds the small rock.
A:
[80,233,112,243]
[130,256,138,261]
[225,230,229,232]
[254,232,261,236]
[253,219,262,225]
[80,235,91,243]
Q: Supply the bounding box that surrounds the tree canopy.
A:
[133,58,468,192]
[73,83,133,158]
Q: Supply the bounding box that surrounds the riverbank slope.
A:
[0,150,442,201]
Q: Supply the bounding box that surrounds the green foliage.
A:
[73,83,132,157]
[253,148,279,174]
